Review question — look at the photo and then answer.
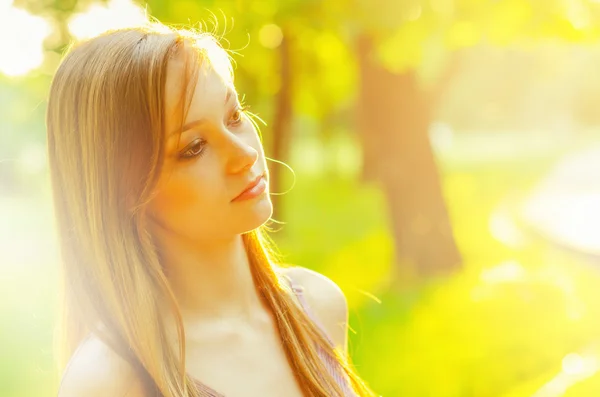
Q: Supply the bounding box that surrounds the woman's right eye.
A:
[180,139,206,160]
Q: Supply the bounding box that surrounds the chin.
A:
[237,195,273,234]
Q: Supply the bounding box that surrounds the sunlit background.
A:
[4,0,600,396]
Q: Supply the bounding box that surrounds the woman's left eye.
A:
[229,105,248,126]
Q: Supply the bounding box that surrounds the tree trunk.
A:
[270,32,293,222]
[356,35,462,280]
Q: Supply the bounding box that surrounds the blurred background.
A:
[4,0,600,396]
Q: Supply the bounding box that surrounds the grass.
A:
[269,131,600,396]
[4,131,600,396]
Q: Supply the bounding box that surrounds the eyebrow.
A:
[169,88,234,138]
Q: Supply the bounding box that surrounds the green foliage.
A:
[269,133,600,396]
[5,1,600,396]
[6,120,600,397]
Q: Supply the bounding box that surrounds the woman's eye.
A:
[180,139,206,160]
[230,105,248,126]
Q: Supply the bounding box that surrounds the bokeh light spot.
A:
[259,23,283,49]
[68,0,147,40]
[0,3,51,76]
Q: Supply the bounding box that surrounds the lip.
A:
[231,173,267,202]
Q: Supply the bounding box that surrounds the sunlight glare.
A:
[480,260,526,284]
[0,2,51,76]
[532,352,598,397]
[68,0,147,40]
[562,353,588,375]
[18,142,47,175]
[523,192,600,255]
[489,205,527,248]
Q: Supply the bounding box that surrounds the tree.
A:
[341,0,600,279]
[146,0,600,280]
[356,33,462,279]
[29,0,600,280]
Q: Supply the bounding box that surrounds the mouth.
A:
[231,172,267,202]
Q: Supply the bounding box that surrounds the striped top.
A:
[192,274,356,396]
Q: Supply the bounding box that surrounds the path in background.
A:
[504,143,600,396]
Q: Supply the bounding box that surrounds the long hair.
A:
[46,22,375,397]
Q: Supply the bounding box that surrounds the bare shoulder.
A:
[279,265,349,353]
[57,334,149,397]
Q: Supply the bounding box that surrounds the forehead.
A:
[164,45,234,132]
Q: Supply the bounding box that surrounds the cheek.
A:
[150,167,222,227]
[156,178,201,210]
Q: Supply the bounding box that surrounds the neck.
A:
[155,231,265,321]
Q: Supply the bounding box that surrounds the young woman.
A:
[47,22,376,397]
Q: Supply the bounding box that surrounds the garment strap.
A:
[283,273,356,395]
[283,273,335,346]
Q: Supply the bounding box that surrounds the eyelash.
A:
[231,105,249,127]
[179,105,250,160]
[180,138,207,160]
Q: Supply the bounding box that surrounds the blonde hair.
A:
[46,22,375,397]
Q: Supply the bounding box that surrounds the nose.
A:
[224,133,259,174]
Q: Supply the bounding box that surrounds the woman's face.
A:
[147,51,272,244]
